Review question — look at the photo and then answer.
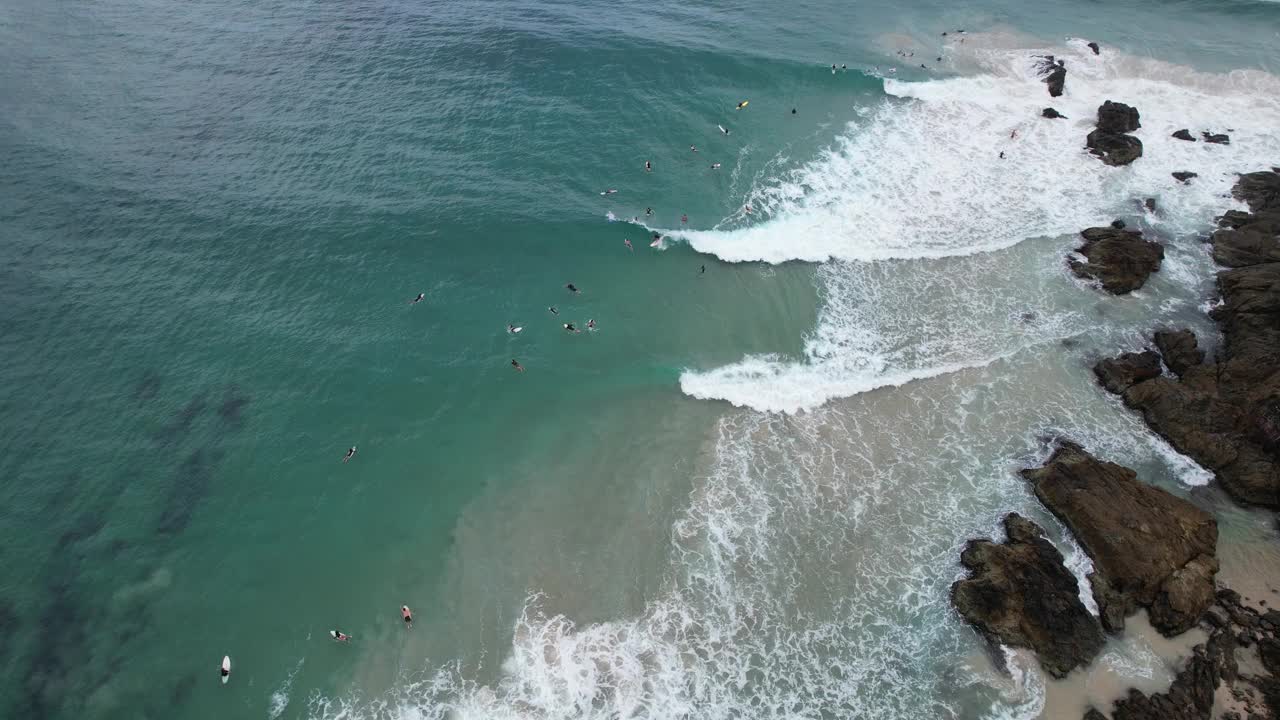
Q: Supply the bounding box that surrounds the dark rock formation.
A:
[1202,131,1231,145]
[1087,41,1100,55]
[1043,107,1067,119]
[1094,351,1162,394]
[1097,171,1280,508]
[1153,329,1204,376]
[1172,129,1196,142]
[1173,171,1198,183]
[952,513,1104,678]
[1144,198,1157,213]
[1086,629,1233,720]
[1021,443,1218,636]
[1087,102,1143,166]
[1036,56,1067,97]
[1069,226,1164,293]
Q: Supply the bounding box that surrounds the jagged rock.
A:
[1153,329,1204,376]
[1088,131,1143,166]
[1096,172,1280,509]
[1022,443,1218,636]
[1088,42,1101,55]
[1111,219,1127,230]
[1043,107,1067,119]
[1036,56,1067,97]
[1203,131,1231,145]
[1097,101,1141,134]
[1144,198,1157,213]
[1095,351,1162,394]
[951,513,1104,678]
[1069,226,1164,293]
[1173,129,1196,142]
[1087,629,1232,720]
[1173,171,1198,183]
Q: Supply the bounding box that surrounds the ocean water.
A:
[2,0,1280,718]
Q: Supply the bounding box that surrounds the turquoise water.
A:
[3,1,1280,718]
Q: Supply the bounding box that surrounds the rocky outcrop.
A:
[1096,171,1280,508]
[1036,56,1067,97]
[951,513,1104,678]
[1173,129,1196,142]
[1153,329,1204,376]
[1069,226,1164,293]
[1202,131,1231,145]
[1087,102,1143,166]
[1085,629,1233,720]
[1021,443,1218,636]
[1043,107,1067,119]
[1173,171,1198,183]
[1094,351,1162,394]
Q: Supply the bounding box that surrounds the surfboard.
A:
[510,327,523,334]
[736,101,748,109]
[221,656,231,684]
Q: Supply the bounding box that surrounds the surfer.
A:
[690,145,697,153]
[700,264,706,274]
[566,283,580,294]
[410,293,425,304]
[511,359,525,372]
[1010,129,1017,140]
[563,323,580,333]
[718,124,730,135]
[624,238,633,251]
[401,606,413,628]
[744,204,753,215]
[791,108,797,114]
[587,319,596,330]
[681,214,687,224]
[645,207,653,216]
[332,630,351,642]
[343,446,357,463]
[710,163,721,170]
[841,64,847,71]
[652,232,662,243]
[600,189,618,196]
[831,64,837,73]
[645,160,652,172]
[548,306,558,315]
[220,658,230,682]
[736,100,748,110]
[507,324,520,333]
[999,151,1005,159]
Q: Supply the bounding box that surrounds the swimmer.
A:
[331,630,351,642]
[409,293,425,304]
[600,189,618,196]
[563,323,580,333]
[548,306,559,315]
[401,606,413,628]
[710,163,721,170]
[511,359,525,372]
[587,319,596,330]
[718,124,730,135]
[645,160,651,172]
[690,145,697,153]
[681,214,688,224]
[566,283,580,294]
[342,446,357,463]
[624,238,633,251]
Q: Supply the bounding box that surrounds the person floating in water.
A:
[681,214,688,224]
[548,306,559,315]
[563,323,580,334]
[410,293,425,304]
[587,319,596,330]
[401,606,413,628]
[645,160,652,172]
[566,283,580,294]
[690,145,697,153]
[343,446,357,463]
[332,630,351,642]
[710,163,721,170]
[511,359,525,372]
[624,238,633,251]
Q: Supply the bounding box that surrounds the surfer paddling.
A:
[563,323,580,334]
[511,359,525,372]
[548,306,559,315]
[343,446,357,463]
[736,100,748,110]
[566,283,580,294]
[409,293,425,304]
[331,630,352,642]
[624,238,633,251]
[401,605,413,628]
[710,163,721,170]
[600,189,618,196]
[645,160,652,172]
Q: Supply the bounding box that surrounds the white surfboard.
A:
[511,327,523,333]
[221,655,231,684]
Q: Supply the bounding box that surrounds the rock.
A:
[1097,101,1141,134]
[1173,171,1198,183]
[1111,219,1127,230]
[1036,56,1067,97]
[1090,630,1230,720]
[1043,107,1067,119]
[1095,172,1280,509]
[1153,329,1204,376]
[1069,226,1164,293]
[1087,130,1143,166]
[1088,41,1101,55]
[1202,131,1231,145]
[1022,443,1218,636]
[951,513,1104,678]
[1173,129,1196,142]
[1144,198,1157,213]
[1095,351,1162,394]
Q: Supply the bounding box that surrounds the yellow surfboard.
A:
[736,100,749,110]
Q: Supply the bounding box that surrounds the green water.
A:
[3,0,1280,718]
